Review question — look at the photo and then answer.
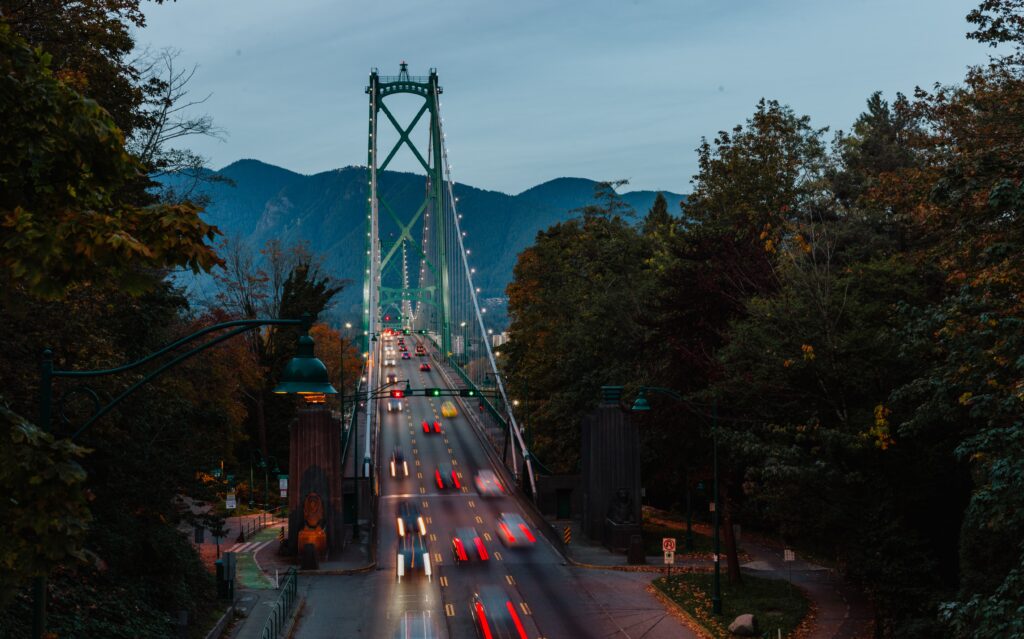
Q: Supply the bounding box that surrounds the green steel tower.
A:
[363,63,450,353]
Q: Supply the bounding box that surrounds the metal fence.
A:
[238,506,285,542]
[259,567,298,639]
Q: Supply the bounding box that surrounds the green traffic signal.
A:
[459,389,477,397]
[426,388,442,397]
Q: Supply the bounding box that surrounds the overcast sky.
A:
[136,0,986,194]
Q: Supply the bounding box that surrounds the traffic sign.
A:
[226,491,237,510]
[663,550,675,565]
[662,537,676,553]
[784,548,795,562]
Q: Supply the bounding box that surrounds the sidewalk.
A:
[550,513,873,639]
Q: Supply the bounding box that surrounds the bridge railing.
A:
[259,567,298,639]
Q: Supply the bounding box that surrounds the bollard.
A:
[563,526,572,545]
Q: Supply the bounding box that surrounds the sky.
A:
[136,0,988,195]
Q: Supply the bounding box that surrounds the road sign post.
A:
[662,538,677,577]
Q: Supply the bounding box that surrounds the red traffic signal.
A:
[390,390,404,399]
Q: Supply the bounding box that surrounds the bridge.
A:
[288,64,689,639]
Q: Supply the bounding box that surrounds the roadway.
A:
[293,336,693,639]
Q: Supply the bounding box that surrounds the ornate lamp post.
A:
[631,387,722,615]
[33,314,335,639]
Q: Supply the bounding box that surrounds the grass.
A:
[653,572,809,639]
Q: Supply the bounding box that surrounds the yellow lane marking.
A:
[457,471,463,478]
[445,603,455,617]
[494,551,503,561]
[520,601,531,615]
[451,459,458,466]
[461,486,469,493]
[417,472,423,479]
[475,516,484,524]
[506,575,516,586]
[422,500,429,509]
[415,460,421,467]
[420,486,426,494]
[439,576,448,588]
[467,500,476,508]
[413,448,418,455]
[434,552,443,563]
[425,516,432,524]
[483,532,492,541]
[430,533,437,542]
[448,448,453,454]
[411,439,416,445]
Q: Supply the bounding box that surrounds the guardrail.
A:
[238,507,285,542]
[259,567,298,639]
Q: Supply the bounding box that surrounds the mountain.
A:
[160,160,687,326]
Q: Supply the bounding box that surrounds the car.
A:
[470,586,528,639]
[390,447,409,477]
[496,513,537,548]
[397,501,427,538]
[434,464,460,490]
[451,527,488,563]
[441,401,458,418]
[399,344,408,352]
[419,363,431,372]
[395,502,430,580]
[387,398,403,413]
[416,346,426,356]
[385,358,396,367]
[386,373,398,384]
[474,470,504,497]
[402,352,411,360]
[422,420,442,434]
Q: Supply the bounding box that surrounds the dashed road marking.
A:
[420,486,426,494]
[483,532,492,541]
[461,486,469,493]
[520,601,531,615]
[422,500,429,509]
[417,472,423,479]
[475,516,483,524]
[467,500,476,508]
[413,448,418,455]
[445,603,455,617]
[495,551,503,561]
[506,575,516,586]
[457,471,463,478]
[425,516,432,524]
[448,447,453,454]
[434,552,443,563]
[415,460,421,467]
[430,533,437,542]
[451,459,458,466]
[439,576,448,588]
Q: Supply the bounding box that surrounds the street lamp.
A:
[33,315,334,639]
[631,387,722,615]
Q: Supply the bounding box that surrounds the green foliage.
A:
[0,24,221,300]
[0,402,91,608]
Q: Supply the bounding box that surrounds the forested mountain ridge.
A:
[159,160,686,320]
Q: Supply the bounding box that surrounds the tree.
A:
[0,25,221,300]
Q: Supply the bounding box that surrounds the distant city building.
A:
[491,332,509,348]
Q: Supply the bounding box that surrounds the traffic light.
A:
[384,314,391,322]
[403,329,410,335]
[459,389,477,397]
[425,388,442,397]
[390,389,405,399]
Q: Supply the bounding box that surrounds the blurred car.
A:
[422,420,442,434]
[441,401,458,418]
[470,586,528,639]
[396,501,429,581]
[474,470,504,497]
[419,363,432,372]
[451,527,488,563]
[496,513,537,548]
[393,611,440,639]
[402,352,411,360]
[416,345,426,356]
[399,344,408,352]
[434,464,460,490]
[390,447,409,477]
[387,398,403,413]
[385,358,396,367]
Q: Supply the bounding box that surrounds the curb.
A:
[647,581,715,639]
[203,605,235,639]
[297,561,377,576]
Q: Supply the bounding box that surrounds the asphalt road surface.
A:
[292,340,694,639]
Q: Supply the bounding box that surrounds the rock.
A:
[728,613,758,636]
